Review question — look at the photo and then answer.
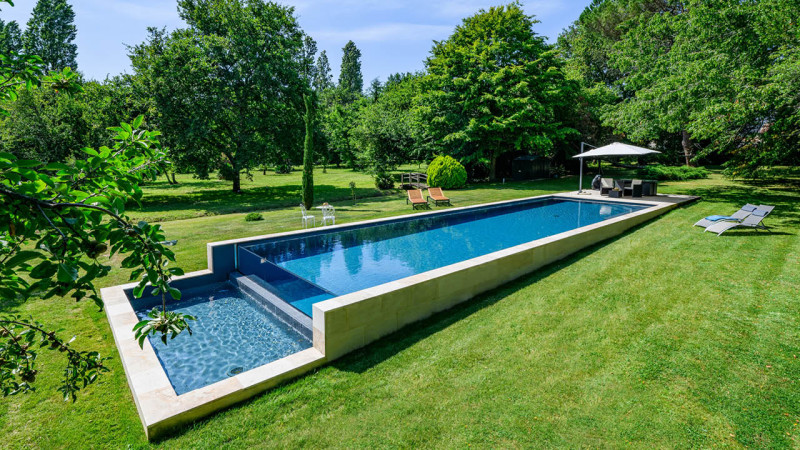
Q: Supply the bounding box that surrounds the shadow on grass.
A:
[128,184,399,221]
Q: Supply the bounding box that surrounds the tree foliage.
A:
[129,0,307,192]
[422,3,578,179]
[22,0,78,71]
[562,0,800,175]
[0,19,22,56]
[0,0,191,399]
[338,40,363,102]
[351,73,429,177]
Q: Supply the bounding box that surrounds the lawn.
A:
[1,171,799,448]
[128,164,425,222]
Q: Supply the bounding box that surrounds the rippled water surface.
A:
[136,284,311,395]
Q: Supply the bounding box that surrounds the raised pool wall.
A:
[102,193,695,439]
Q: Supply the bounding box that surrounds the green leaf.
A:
[30,261,58,279]
[168,288,181,301]
[57,263,79,283]
[5,250,43,268]
[132,115,144,129]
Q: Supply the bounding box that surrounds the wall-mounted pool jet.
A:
[572,142,662,194]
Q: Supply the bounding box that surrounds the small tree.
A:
[302,94,314,209]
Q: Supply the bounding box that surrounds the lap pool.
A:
[105,193,693,439]
[238,198,647,316]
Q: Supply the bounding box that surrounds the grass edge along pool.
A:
[102,193,693,440]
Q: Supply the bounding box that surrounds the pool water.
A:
[135,283,311,395]
[241,198,646,316]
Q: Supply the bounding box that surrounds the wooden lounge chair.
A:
[705,205,774,235]
[406,189,428,209]
[693,203,757,228]
[427,187,450,206]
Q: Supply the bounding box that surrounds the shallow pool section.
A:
[239,198,647,316]
[134,283,311,395]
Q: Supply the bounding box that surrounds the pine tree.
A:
[0,20,23,55]
[23,0,78,71]
[313,50,333,92]
[338,40,363,101]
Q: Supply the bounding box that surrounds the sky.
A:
[1,0,592,84]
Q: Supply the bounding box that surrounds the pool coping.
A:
[101,192,698,439]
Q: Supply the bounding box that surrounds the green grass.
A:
[129,164,425,222]
[2,170,800,448]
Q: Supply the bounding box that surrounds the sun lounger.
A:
[427,187,450,206]
[704,205,774,235]
[693,203,757,228]
[406,189,428,209]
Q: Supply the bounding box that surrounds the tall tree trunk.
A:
[232,171,241,193]
[171,172,178,184]
[681,130,693,167]
[164,172,172,184]
[489,152,498,181]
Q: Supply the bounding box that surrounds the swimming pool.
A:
[134,283,311,394]
[239,198,647,316]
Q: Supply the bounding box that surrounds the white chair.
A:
[322,205,335,226]
[300,204,315,228]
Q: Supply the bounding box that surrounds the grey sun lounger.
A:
[704,205,775,235]
[693,203,758,228]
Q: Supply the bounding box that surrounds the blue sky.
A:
[1,0,591,83]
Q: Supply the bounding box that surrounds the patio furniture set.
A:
[299,203,336,228]
[598,178,658,198]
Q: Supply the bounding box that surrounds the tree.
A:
[595,0,799,171]
[0,78,87,162]
[301,94,314,209]
[338,40,363,102]
[366,78,382,102]
[299,35,317,87]
[352,73,429,177]
[0,19,22,55]
[130,0,307,192]
[313,50,333,93]
[0,20,193,398]
[422,3,578,179]
[23,0,78,71]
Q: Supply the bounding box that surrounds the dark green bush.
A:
[374,172,394,190]
[640,164,709,181]
[245,212,263,222]
[427,155,467,189]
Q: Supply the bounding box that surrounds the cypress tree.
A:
[302,94,315,209]
[23,0,78,71]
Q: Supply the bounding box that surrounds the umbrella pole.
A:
[578,157,584,193]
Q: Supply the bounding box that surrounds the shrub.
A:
[274,162,292,174]
[640,164,709,181]
[427,155,467,189]
[374,172,394,190]
[245,212,263,222]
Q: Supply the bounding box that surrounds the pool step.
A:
[230,273,313,341]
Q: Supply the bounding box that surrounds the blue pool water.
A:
[135,283,311,395]
[241,198,647,316]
